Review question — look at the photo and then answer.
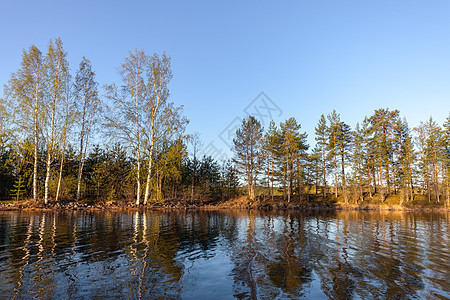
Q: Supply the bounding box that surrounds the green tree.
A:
[0,96,15,197]
[414,122,431,201]
[315,114,329,196]
[221,160,240,200]
[264,120,280,201]
[423,117,443,202]
[352,122,366,202]
[336,121,352,203]
[279,117,308,202]
[307,146,322,196]
[443,114,450,205]
[232,116,263,201]
[395,118,416,203]
[189,133,202,201]
[327,110,341,197]
[367,108,401,199]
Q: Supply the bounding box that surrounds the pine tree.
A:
[221,160,240,200]
[336,121,352,203]
[279,117,308,202]
[414,123,431,201]
[327,110,341,197]
[308,146,322,196]
[443,114,450,206]
[315,114,328,197]
[232,116,263,201]
[352,122,366,202]
[368,108,400,200]
[424,117,443,202]
[264,121,281,201]
[396,118,416,203]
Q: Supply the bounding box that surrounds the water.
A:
[0,209,448,299]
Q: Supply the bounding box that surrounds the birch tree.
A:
[142,53,182,205]
[105,50,148,205]
[55,72,75,202]
[74,57,100,201]
[43,38,70,204]
[6,45,45,202]
[106,51,184,205]
[143,99,188,204]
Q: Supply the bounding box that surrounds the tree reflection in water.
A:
[0,210,448,299]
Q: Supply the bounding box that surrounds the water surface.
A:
[0,209,448,299]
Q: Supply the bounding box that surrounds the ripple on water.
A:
[0,210,448,299]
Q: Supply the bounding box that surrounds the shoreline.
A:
[0,199,448,213]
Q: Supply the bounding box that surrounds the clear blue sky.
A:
[1,0,450,159]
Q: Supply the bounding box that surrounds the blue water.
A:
[0,210,448,299]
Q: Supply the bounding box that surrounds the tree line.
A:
[0,39,239,204]
[232,110,450,206]
[1,39,449,206]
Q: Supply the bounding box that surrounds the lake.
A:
[0,209,448,299]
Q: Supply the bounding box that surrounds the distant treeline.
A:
[0,38,449,206]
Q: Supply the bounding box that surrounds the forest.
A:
[0,39,449,207]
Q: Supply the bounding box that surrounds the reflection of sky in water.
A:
[180,248,234,299]
[0,210,448,299]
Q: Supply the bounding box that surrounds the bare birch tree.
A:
[105,50,148,205]
[43,38,70,204]
[142,53,179,205]
[55,66,75,202]
[74,57,100,201]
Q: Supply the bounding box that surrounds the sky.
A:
[1,0,450,160]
